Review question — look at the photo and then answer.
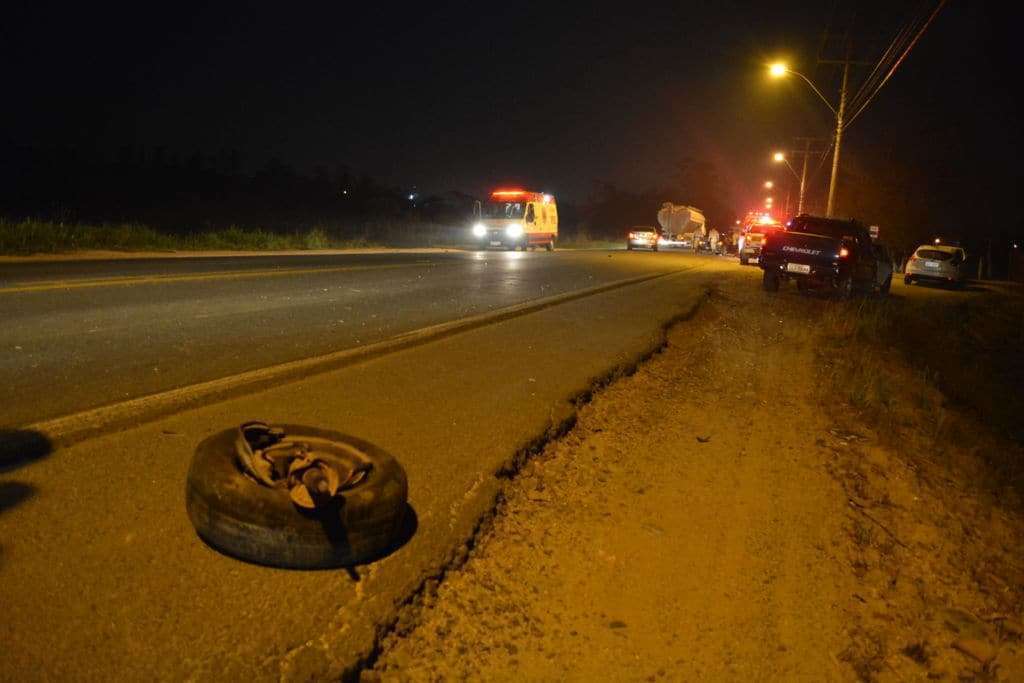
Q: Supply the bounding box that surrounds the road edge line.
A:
[28,268,691,448]
[337,285,714,681]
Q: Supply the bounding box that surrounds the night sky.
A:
[3,1,1021,236]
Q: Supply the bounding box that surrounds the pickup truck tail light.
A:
[839,247,850,258]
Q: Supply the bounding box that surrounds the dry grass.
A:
[0,219,474,255]
[815,291,1024,504]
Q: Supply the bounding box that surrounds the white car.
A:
[904,244,968,287]
[626,226,660,251]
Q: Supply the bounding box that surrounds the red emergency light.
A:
[490,189,529,199]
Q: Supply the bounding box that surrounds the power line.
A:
[845,2,928,116]
[845,0,947,129]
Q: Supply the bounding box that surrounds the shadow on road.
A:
[0,429,53,474]
[0,481,35,517]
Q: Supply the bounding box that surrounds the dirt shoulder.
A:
[368,274,1024,681]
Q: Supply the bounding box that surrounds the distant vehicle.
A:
[872,242,895,295]
[626,226,660,251]
[472,189,558,251]
[758,214,879,298]
[904,244,968,287]
[739,220,783,265]
[657,203,706,249]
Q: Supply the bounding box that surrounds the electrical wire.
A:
[845,1,928,116]
[845,0,947,129]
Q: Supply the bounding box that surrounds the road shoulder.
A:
[370,276,1024,681]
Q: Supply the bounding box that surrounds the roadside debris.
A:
[185,421,410,568]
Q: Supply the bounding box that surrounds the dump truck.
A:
[657,203,706,250]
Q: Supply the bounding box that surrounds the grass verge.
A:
[816,290,1024,504]
[0,219,473,255]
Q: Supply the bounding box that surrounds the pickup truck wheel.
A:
[903,275,912,285]
[762,270,780,292]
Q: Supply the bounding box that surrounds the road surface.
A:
[1,250,1016,681]
[0,249,721,681]
[2,249,681,426]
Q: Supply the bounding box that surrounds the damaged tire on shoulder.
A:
[186,423,409,569]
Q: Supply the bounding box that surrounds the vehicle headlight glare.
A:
[472,223,486,237]
[506,223,523,238]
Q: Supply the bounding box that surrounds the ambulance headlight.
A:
[472,223,487,237]
[506,223,523,238]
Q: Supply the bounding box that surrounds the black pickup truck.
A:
[758,215,880,297]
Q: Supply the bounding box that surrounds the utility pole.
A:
[826,59,849,217]
[793,137,815,214]
[782,137,826,215]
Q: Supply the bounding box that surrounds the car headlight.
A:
[472,223,487,237]
[506,223,523,238]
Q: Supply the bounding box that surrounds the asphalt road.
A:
[0,254,718,681]
[1,249,684,426]
[0,251,1015,681]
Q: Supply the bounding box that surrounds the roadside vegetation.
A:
[0,219,627,255]
[0,219,471,255]
[818,289,1024,503]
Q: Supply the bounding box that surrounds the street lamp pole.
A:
[797,138,810,215]
[770,61,860,218]
[825,61,849,217]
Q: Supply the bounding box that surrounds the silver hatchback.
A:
[904,245,967,287]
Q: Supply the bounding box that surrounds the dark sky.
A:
[3,1,1021,229]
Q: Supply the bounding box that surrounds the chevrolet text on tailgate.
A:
[758,214,883,298]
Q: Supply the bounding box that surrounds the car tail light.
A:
[839,247,850,258]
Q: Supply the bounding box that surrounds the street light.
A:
[768,61,849,217]
[764,180,774,189]
[772,151,808,216]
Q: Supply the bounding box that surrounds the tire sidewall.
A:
[186,425,408,568]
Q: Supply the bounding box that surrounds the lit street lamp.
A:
[764,180,774,189]
[769,61,848,217]
[772,151,808,216]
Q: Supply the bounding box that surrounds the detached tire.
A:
[185,425,408,569]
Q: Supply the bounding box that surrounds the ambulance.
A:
[472,189,558,251]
